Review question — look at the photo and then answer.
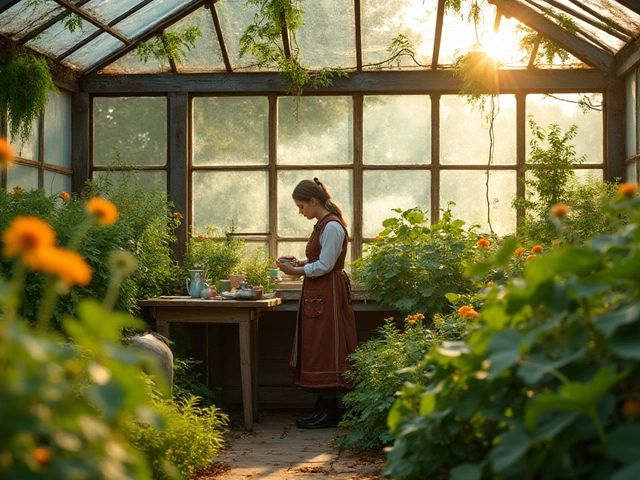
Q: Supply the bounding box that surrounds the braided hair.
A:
[292,178,347,227]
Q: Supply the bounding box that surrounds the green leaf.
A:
[518,347,587,385]
[603,251,640,280]
[450,463,482,480]
[533,410,578,440]
[594,303,640,338]
[607,425,640,463]
[487,329,522,379]
[610,323,640,359]
[525,365,628,431]
[489,427,534,473]
[611,461,640,480]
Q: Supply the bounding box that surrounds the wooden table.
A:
[138,296,282,431]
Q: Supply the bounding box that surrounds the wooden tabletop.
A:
[139,296,282,308]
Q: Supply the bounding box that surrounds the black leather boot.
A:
[295,395,324,426]
[296,398,339,429]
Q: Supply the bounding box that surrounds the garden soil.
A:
[191,409,386,480]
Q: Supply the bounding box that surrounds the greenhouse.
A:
[2,0,640,479]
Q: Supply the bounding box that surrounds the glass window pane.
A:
[440,170,517,236]
[441,95,516,165]
[94,97,167,167]
[84,0,149,25]
[626,162,637,184]
[363,95,430,165]
[193,97,268,166]
[44,171,72,197]
[297,0,356,69]
[26,17,99,57]
[92,170,167,194]
[7,165,39,191]
[526,93,603,164]
[216,0,263,70]
[115,0,186,38]
[9,116,40,162]
[278,170,353,237]
[101,47,168,73]
[63,33,125,70]
[0,0,61,41]
[277,97,353,165]
[626,71,637,157]
[192,171,268,233]
[574,169,604,183]
[168,7,225,72]
[361,0,433,68]
[44,89,72,169]
[363,170,430,237]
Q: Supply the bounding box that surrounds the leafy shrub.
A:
[0,179,180,328]
[173,357,220,408]
[514,118,624,245]
[384,186,640,480]
[125,390,228,480]
[340,309,477,451]
[353,206,481,317]
[239,247,274,290]
[182,229,244,287]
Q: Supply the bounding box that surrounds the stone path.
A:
[193,409,385,479]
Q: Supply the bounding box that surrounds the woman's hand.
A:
[276,256,303,276]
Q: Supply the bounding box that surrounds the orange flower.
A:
[173,212,183,219]
[384,316,394,322]
[2,216,56,267]
[13,186,22,195]
[375,235,382,240]
[197,235,207,241]
[486,280,494,286]
[550,203,569,218]
[619,182,638,199]
[514,247,525,256]
[0,137,13,167]
[526,255,535,262]
[531,245,544,254]
[33,446,51,465]
[415,313,424,320]
[406,316,416,325]
[35,246,92,287]
[458,305,479,318]
[60,191,70,201]
[477,238,490,248]
[86,197,119,226]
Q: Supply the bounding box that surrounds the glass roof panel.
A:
[83,0,149,26]
[167,6,225,72]
[216,0,267,71]
[61,32,125,70]
[0,0,62,41]
[530,0,626,52]
[26,17,99,58]
[114,0,187,39]
[574,0,640,32]
[361,0,434,69]
[296,0,356,69]
[100,46,170,74]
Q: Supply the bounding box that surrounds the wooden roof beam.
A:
[488,0,616,77]
[52,0,132,46]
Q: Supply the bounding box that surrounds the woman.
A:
[276,178,358,429]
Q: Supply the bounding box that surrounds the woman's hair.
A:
[292,178,347,227]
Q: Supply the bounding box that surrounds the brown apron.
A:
[288,214,358,390]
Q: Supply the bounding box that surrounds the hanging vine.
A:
[240,0,347,100]
[134,27,203,65]
[0,50,56,144]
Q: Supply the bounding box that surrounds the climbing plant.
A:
[240,0,347,99]
[134,27,203,65]
[0,51,56,144]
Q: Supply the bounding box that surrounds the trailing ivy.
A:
[135,27,203,65]
[240,0,347,99]
[0,52,56,144]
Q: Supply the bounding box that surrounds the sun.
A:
[479,18,526,65]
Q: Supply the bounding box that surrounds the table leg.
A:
[157,318,171,339]
[238,320,253,431]
[251,311,259,419]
